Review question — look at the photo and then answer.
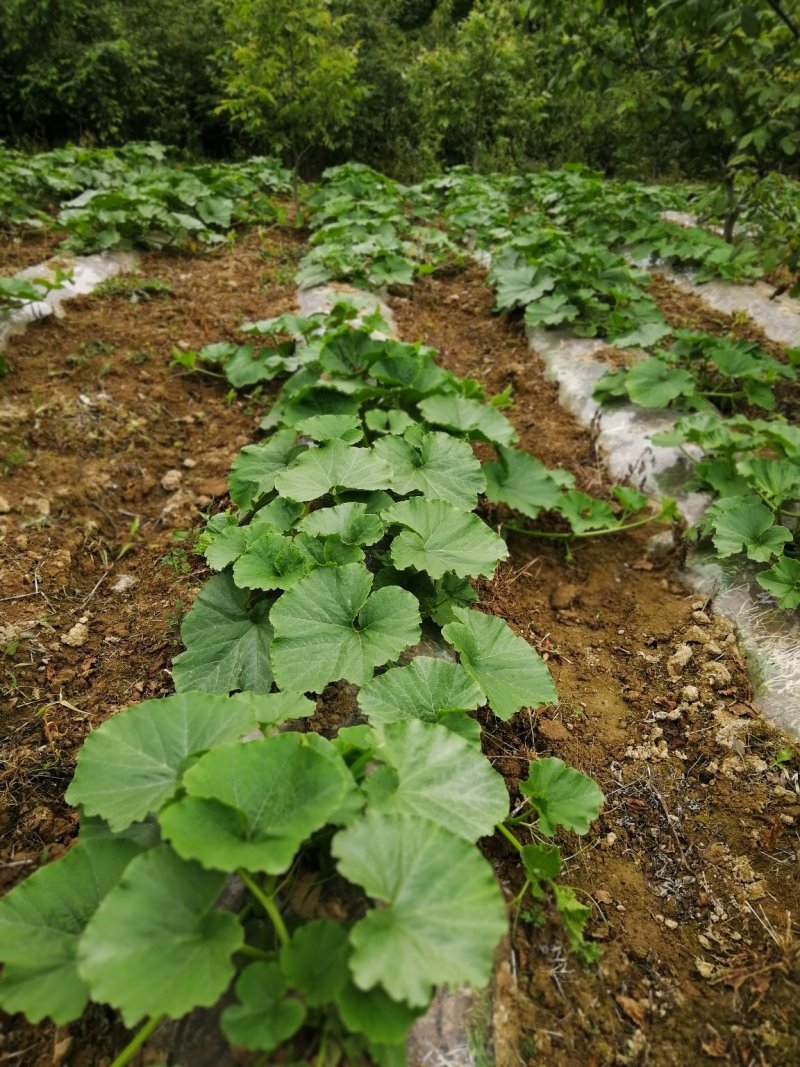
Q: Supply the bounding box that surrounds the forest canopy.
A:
[0,0,798,189]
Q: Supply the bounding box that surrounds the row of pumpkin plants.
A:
[299,163,800,610]
[0,297,614,1066]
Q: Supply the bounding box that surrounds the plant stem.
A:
[497,822,524,852]
[502,512,663,541]
[239,943,274,962]
[109,1015,164,1067]
[238,869,290,947]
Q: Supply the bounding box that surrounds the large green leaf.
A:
[221,963,306,1052]
[357,657,485,725]
[0,839,141,1024]
[417,395,517,447]
[295,413,364,443]
[335,982,422,1044]
[270,563,421,692]
[172,572,274,694]
[229,430,300,510]
[332,812,507,1007]
[273,440,392,501]
[159,734,352,874]
[66,693,258,831]
[482,446,572,519]
[372,431,486,511]
[298,502,385,546]
[442,607,556,719]
[365,720,508,841]
[493,263,555,311]
[384,498,508,579]
[521,757,604,836]
[78,845,243,1026]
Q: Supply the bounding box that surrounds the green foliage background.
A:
[0,0,798,186]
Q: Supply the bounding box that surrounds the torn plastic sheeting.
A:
[527,327,710,526]
[0,251,136,352]
[685,552,800,738]
[526,323,800,738]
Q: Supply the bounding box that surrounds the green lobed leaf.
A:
[384,497,508,579]
[483,446,573,519]
[0,839,141,1024]
[365,720,508,842]
[442,607,556,719]
[372,430,485,511]
[358,656,485,726]
[624,358,696,408]
[335,981,422,1045]
[295,413,364,443]
[520,757,604,837]
[159,733,352,874]
[270,563,421,692]
[332,812,507,1008]
[232,531,310,591]
[280,920,350,1006]
[66,692,258,831]
[229,430,300,511]
[77,845,243,1026]
[299,501,385,546]
[417,395,517,447]
[274,440,392,501]
[756,555,800,610]
[172,572,274,695]
[709,501,792,562]
[221,962,306,1052]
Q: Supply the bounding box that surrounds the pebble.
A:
[667,644,693,678]
[61,621,89,647]
[160,469,183,491]
[692,610,711,624]
[683,625,709,644]
[0,494,10,514]
[703,662,732,689]
[681,685,700,702]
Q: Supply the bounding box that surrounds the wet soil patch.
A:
[390,267,800,1067]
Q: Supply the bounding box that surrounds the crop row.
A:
[0,294,607,1065]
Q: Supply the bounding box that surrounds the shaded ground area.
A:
[0,247,797,1066]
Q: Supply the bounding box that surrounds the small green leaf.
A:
[442,608,556,719]
[159,734,352,874]
[229,430,300,510]
[358,657,485,726]
[332,812,507,1008]
[558,491,617,534]
[553,884,602,964]
[0,839,141,1024]
[222,962,306,1052]
[66,693,258,831]
[299,502,385,546]
[280,920,350,1005]
[232,532,309,591]
[756,555,800,609]
[335,981,422,1044]
[231,690,316,726]
[385,498,508,579]
[270,563,421,692]
[520,843,562,884]
[78,845,243,1026]
[520,757,604,836]
[710,501,791,562]
[172,572,274,694]
[624,358,696,408]
[295,413,364,443]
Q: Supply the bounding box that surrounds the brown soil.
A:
[0,226,301,1064]
[389,266,800,1067]
[0,229,66,275]
[0,249,798,1067]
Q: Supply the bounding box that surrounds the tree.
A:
[216,0,366,204]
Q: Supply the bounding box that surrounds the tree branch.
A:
[764,0,800,40]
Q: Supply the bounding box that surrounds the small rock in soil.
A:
[537,718,570,741]
[61,622,89,647]
[667,643,693,678]
[683,625,709,644]
[681,685,700,702]
[703,662,732,689]
[550,582,579,610]
[160,468,183,491]
[0,494,10,513]
[111,574,136,593]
